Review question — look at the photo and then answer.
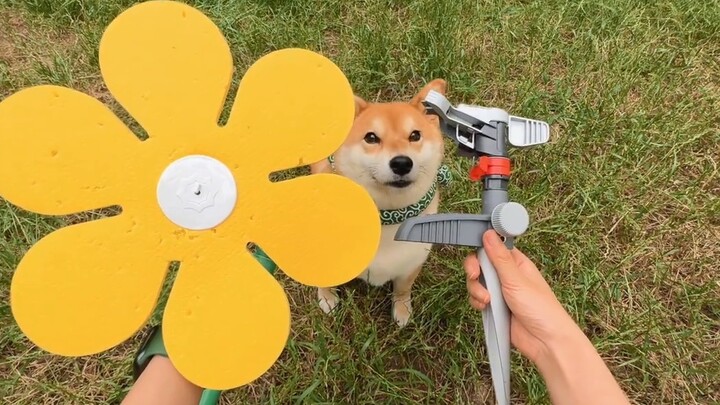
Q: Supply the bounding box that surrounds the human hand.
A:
[464,230,580,363]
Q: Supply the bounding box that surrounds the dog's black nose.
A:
[389,155,413,175]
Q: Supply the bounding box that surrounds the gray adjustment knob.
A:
[491,202,529,237]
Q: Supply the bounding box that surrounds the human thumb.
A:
[482,230,522,284]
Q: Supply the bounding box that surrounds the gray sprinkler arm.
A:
[394,90,550,405]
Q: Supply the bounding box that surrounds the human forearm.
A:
[536,324,629,405]
[122,356,203,405]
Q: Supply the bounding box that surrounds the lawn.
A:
[0,0,718,404]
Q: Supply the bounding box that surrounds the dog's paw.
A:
[392,299,412,328]
[318,288,339,314]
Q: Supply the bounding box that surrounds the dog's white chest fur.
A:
[357,196,438,286]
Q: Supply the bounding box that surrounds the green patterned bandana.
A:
[327,155,452,225]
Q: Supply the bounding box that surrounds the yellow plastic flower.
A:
[0,0,379,390]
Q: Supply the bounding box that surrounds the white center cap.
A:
[156,155,237,230]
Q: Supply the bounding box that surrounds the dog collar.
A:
[327,155,452,225]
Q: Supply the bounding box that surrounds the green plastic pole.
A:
[198,245,278,405]
[199,389,222,405]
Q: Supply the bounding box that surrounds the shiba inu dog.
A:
[311,79,449,327]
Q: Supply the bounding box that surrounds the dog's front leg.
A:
[391,266,422,327]
[317,287,339,314]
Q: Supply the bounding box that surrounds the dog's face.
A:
[335,79,447,194]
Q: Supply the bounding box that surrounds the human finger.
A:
[482,230,520,282]
[463,253,480,280]
[469,295,488,311]
[466,276,491,304]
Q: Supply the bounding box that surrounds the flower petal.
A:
[99,1,232,141]
[251,174,380,288]
[0,85,140,215]
[223,48,355,173]
[163,249,290,390]
[10,214,168,356]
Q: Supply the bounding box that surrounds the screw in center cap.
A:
[156,155,237,230]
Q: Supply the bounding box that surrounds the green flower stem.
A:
[199,389,222,405]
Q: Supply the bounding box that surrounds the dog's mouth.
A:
[370,172,415,189]
[386,179,413,188]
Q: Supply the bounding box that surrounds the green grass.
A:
[1,0,719,403]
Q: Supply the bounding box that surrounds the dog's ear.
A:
[425,113,439,125]
[410,78,447,111]
[354,95,368,117]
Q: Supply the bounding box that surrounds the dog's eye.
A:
[364,132,380,144]
[409,130,422,142]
